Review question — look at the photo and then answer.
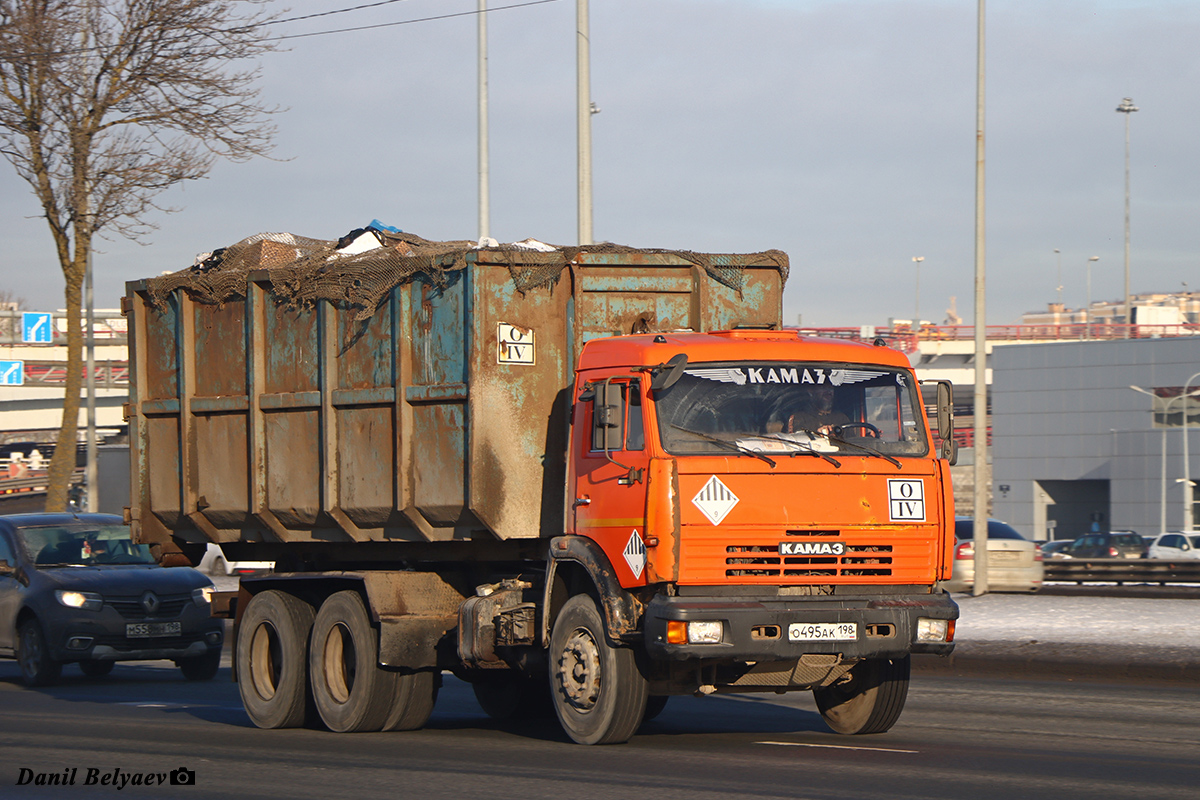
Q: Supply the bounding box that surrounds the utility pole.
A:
[478,0,490,242]
[1117,97,1138,335]
[576,0,594,245]
[972,0,989,595]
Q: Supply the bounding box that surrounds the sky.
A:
[3,0,1199,328]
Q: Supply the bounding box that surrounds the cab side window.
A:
[626,382,645,451]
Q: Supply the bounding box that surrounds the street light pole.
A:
[972,0,988,596]
[1085,256,1099,340]
[1117,97,1138,335]
[1131,385,1200,533]
[1183,371,1200,532]
[912,256,924,326]
[1053,248,1063,307]
[576,0,594,245]
[478,0,489,242]
[1130,385,1168,534]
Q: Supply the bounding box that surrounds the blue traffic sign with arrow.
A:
[22,312,52,343]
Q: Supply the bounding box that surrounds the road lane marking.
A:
[757,741,918,753]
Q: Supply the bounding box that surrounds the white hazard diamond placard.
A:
[623,530,646,579]
[692,475,739,526]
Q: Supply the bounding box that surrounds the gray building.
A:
[991,337,1200,541]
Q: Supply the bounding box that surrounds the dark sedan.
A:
[0,513,223,686]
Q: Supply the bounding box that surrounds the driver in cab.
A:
[785,385,850,436]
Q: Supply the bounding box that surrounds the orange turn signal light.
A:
[947,619,956,642]
[666,620,688,644]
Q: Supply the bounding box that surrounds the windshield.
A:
[17,524,157,566]
[655,362,929,459]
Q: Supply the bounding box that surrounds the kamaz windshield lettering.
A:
[655,362,929,459]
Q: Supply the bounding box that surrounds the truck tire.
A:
[309,590,399,733]
[549,594,648,745]
[381,670,439,731]
[472,671,554,721]
[17,619,62,687]
[238,590,315,729]
[812,655,910,735]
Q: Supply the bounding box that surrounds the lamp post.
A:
[1130,385,1168,534]
[478,0,489,241]
[912,256,924,327]
[577,0,595,245]
[1053,248,1063,307]
[1183,371,1200,532]
[1130,385,1200,533]
[1085,256,1099,339]
[1117,97,1138,334]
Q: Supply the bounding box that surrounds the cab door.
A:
[571,377,652,586]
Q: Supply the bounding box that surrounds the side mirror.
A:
[0,559,13,576]
[592,380,625,452]
[650,353,688,393]
[936,381,954,440]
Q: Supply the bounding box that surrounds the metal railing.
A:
[0,309,128,345]
[797,323,1200,353]
[1044,559,1200,585]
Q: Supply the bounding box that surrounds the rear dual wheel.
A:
[309,591,437,733]
[238,590,316,729]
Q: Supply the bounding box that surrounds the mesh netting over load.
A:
[145,230,790,324]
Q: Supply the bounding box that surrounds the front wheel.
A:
[549,594,648,745]
[812,656,910,735]
[17,619,62,687]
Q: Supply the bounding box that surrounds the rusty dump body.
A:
[124,238,786,559]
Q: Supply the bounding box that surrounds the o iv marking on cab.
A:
[497,323,535,364]
[888,479,925,521]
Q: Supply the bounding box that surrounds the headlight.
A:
[56,590,103,611]
[916,617,954,643]
[192,585,215,606]
[665,620,725,645]
[687,621,724,644]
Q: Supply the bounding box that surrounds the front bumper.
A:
[43,603,224,663]
[643,591,958,661]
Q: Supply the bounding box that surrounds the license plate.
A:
[788,622,857,642]
[126,621,181,638]
[990,550,1021,562]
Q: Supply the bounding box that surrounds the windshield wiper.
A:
[755,434,842,468]
[822,431,903,469]
[670,425,776,468]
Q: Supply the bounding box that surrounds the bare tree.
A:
[0,0,279,510]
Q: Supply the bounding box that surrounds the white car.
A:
[197,543,273,576]
[1146,532,1200,560]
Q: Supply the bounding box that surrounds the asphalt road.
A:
[2,660,1197,800]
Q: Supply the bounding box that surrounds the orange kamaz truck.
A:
[124,232,958,745]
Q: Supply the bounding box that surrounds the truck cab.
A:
[554,329,957,738]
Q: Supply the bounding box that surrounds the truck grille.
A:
[725,542,893,578]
